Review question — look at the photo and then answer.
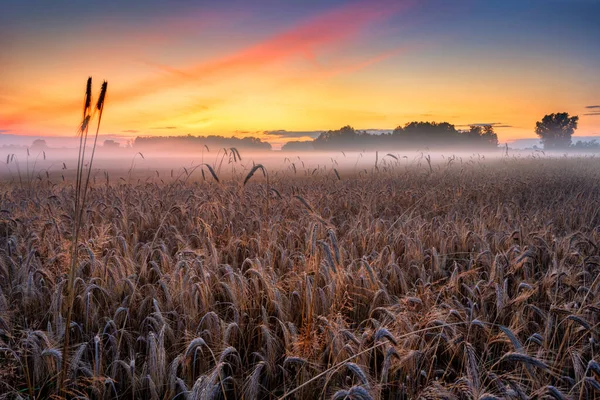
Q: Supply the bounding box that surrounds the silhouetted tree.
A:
[535,112,578,150]
[315,126,358,143]
[103,139,120,148]
[313,126,372,149]
[466,125,498,147]
[135,135,271,151]
[466,125,484,140]
[280,122,505,151]
[571,139,600,150]
[393,122,460,145]
[482,125,499,146]
[30,139,48,152]
[281,141,314,151]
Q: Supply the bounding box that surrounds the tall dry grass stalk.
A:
[58,77,107,396]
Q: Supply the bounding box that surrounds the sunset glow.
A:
[1,0,599,145]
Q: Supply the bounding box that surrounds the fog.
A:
[2,145,592,183]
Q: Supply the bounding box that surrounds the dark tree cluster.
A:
[535,112,579,150]
[280,140,315,152]
[571,139,600,150]
[283,112,583,152]
[103,139,120,149]
[30,139,49,152]
[134,134,272,151]
[283,122,499,151]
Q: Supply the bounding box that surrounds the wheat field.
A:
[1,155,600,399]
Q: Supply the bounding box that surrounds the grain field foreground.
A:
[1,156,600,399]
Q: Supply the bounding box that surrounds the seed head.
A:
[97,81,108,110]
[84,77,92,112]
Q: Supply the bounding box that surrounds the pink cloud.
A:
[317,47,407,80]
[109,0,410,103]
[3,0,411,126]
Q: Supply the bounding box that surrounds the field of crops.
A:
[1,155,600,399]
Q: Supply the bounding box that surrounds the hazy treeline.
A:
[571,139,600,150]
[132,123,498,153]
[283,123,499,151]
[134,134,272,151]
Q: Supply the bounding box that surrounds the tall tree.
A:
[314,126,365,149]
[395,121,459,144]
[535,113,578,150]
[466,125,484,140]
[482,125,499,146]
[465,125,499,147]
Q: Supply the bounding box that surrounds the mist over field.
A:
[0,145,567,181]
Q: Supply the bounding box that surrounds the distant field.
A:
[1,155,600,398]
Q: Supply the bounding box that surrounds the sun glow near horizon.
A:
[1,0,599,144]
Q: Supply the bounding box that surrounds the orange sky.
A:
[1,0,599,145]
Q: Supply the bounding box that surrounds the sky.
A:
[1,0,599,145]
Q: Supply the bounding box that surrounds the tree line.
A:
[125,112,582,152]
[284,112,582,151]
[134,134,272,151]
[283,122,499,151]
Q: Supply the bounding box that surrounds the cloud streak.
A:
[108,0,410,104]
[2,0,410,127]
[263,130,322,139]
[0,114,26,128]
[459,122,513,128]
